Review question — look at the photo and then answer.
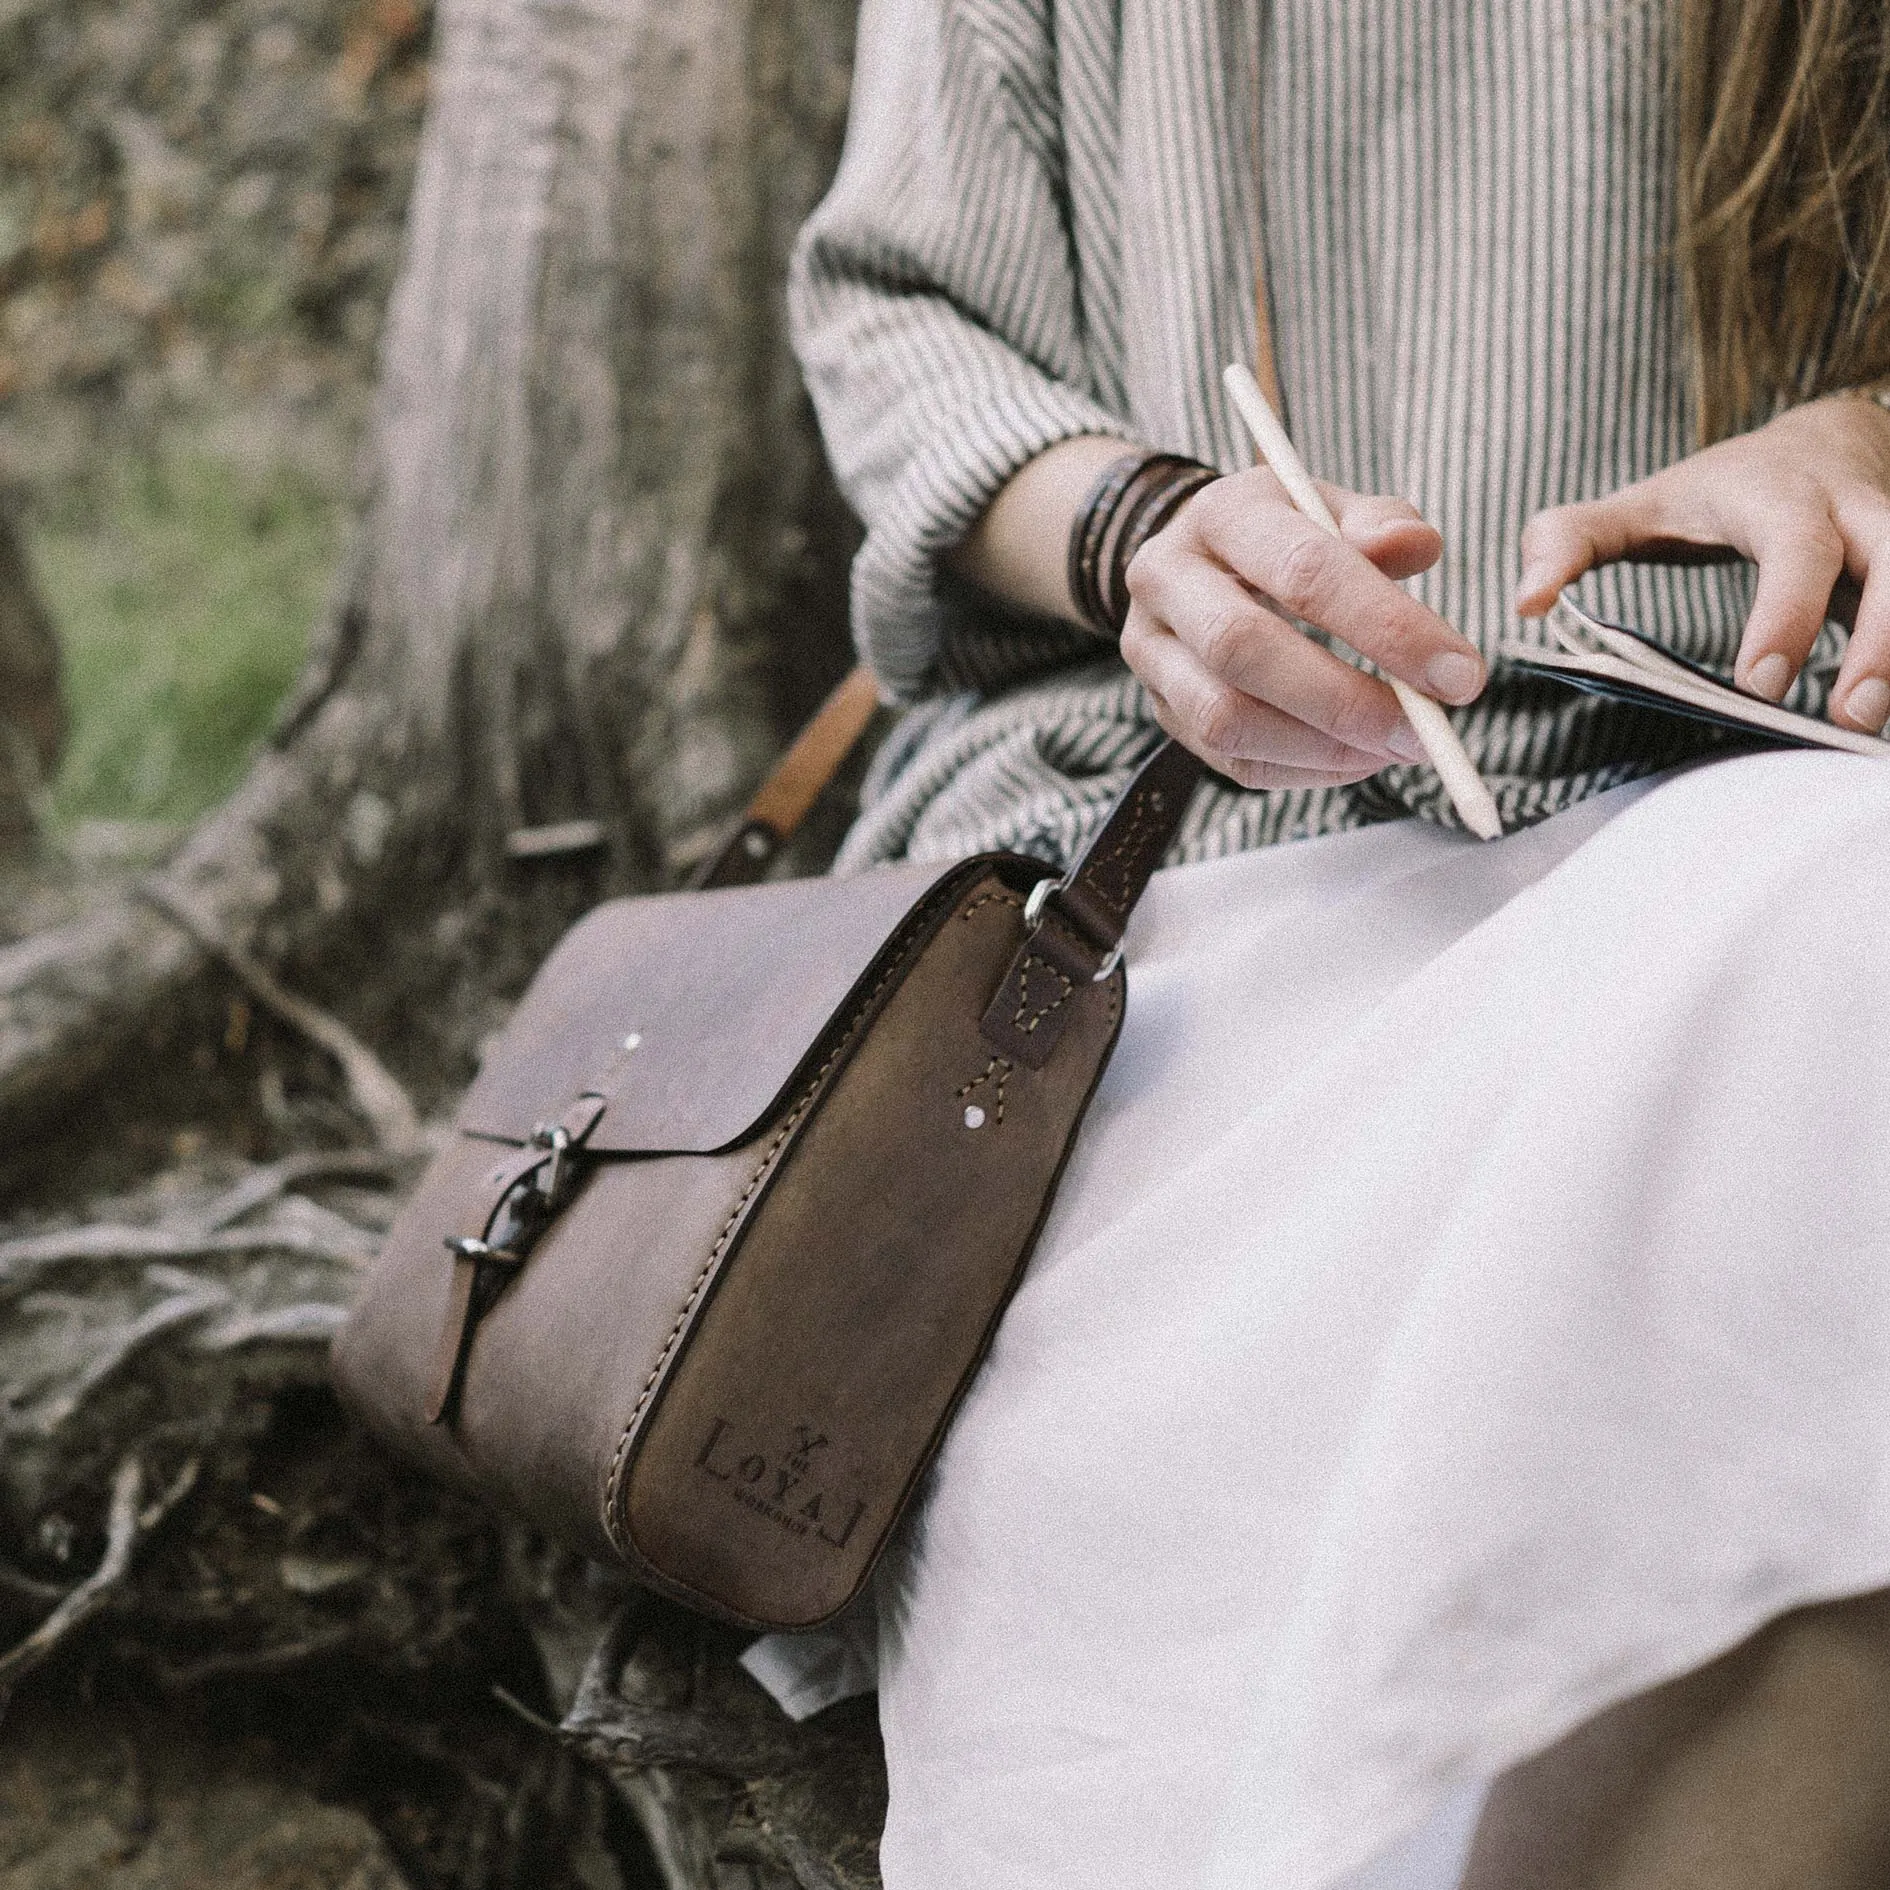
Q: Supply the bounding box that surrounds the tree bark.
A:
[0,501,62,850]
[0,0,861,1144]
[564,1599,887,1890]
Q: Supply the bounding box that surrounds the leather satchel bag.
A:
[331,686,1202,1633]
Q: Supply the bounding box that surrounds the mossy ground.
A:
[29,454,340,830]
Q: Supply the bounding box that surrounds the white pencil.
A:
[1221,363,1503,840]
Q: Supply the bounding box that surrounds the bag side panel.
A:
[615,874,1123,1629]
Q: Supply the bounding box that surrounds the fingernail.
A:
[1746,653,1795,702]
[1425,651,1484,701]
[1385,719,1426,762]
[1846,676,1890,733]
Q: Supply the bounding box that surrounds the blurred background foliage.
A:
[35,453,337,825]
[0,0,432,838]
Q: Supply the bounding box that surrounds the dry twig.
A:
[0,1219,374,1295]
[19,1283,231,1435]
[493,1683,562,1735]
[192,1149,408,1233]
[0,1454,197,1703]
[141,1624,355,1693]
[136,879,424,1155]
[191,1301,348,1349]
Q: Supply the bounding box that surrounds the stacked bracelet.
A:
[1067,450,1221,639]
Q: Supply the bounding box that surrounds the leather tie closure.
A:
[426,1093,607,1426]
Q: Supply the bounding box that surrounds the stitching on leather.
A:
[958,890,1023,922]
[601,1096,809,1554]
[1080,796,1154,916]
[1009,952,1073,1036]
[1078,787,1163,920]
[955,1054,1012,1124]
[599,887,955,1557]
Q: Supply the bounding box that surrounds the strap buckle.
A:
[531,1120,575,1204]
[445,1235,520,1266]
[1023,876,1124,982]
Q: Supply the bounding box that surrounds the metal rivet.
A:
[962,1105,986,1130]
[742,830,770,858]
[622,1033,642,1052]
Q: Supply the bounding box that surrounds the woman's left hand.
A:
[1516,391,1890,733]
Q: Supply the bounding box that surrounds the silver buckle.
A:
[531,1121,574,1202]
[444,1233,523,1267]
[1021,876,1123,982]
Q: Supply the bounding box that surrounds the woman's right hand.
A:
[1120,468,1486,789]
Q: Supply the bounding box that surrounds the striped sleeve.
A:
[788,0,1130,701]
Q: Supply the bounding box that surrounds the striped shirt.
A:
[789,0,1844,871]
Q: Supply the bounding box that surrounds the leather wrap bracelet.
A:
[1067,450,1221,640]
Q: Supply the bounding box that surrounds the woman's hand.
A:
[1517,392,1890,732]
[1120,469,1487,790]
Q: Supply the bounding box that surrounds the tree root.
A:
[0,893,213,1146]
[564,1601,887,1890]
[192,1149,409,1232]
[0,1218,379,1291]
[0,1453,198,1705]
[137,878,424,1155]
[1,1151,400,1300]
[0,718,446,1171]
[137,1623,357,1694]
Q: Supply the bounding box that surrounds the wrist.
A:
[946,435,1134,625]
[1067,450,1221,639]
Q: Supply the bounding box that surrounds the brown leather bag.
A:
[331,703,1202,1632]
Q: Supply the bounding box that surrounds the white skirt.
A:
[744,748,1890,1889]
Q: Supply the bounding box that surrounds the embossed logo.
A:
[694,1416,867,1550]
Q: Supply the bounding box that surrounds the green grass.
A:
[30,456,341,829]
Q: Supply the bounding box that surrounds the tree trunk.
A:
[0,501,62,850]
[0,0,861,1144]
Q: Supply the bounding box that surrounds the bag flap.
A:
[456,857,989,1155]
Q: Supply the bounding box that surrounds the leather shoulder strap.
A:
[691,667,882,888]
[977,738,1202,1068]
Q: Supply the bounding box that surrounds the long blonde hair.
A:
[1679,0,1890,441]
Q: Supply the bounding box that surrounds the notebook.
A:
[1496,594,1890,760]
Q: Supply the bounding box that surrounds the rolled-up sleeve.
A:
[789,0,1128,701]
